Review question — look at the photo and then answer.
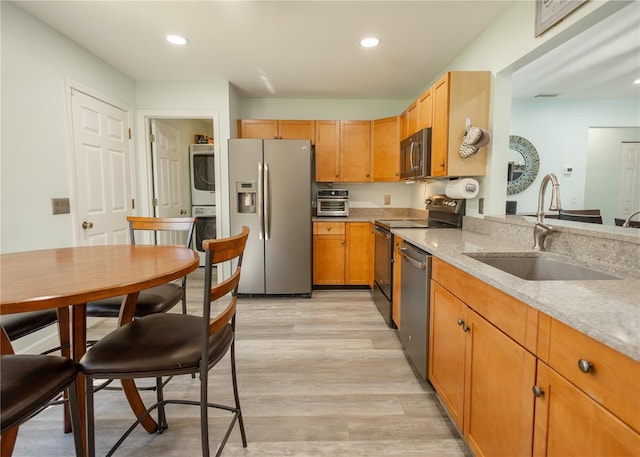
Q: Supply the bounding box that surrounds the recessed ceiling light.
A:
[360,37,380,48]
[166,35,188,45]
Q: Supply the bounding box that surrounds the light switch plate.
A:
[51,198,70,215]
[384,194,391,205]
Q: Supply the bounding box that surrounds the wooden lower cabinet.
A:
[430,257,640,457]
[429,281,536,456]
[313,222,371,286]
[533,362,640,457]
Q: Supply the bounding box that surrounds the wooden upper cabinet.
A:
[430,71,490,177]
[372,116,400,182]
[340,120,371,182]
[316,120,371,182]
[315,120,340,182]
[237,119,278,139]
[417,87,433,129]
[399,110,408,141]
[406,102,418,137]
[238,119,315,143]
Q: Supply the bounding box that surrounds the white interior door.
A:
[71,89,132,246]
[616,142,640,219]
[150,119,186,245]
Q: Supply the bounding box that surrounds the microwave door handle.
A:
[264,162,270,240]
[409,142,415,171]
[411,142,420,170]
[258,162,265,240]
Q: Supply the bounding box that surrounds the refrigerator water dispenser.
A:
[237,181,256,213]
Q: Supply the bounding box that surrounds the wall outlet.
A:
[478,197,484,214]
[384,194,391,205]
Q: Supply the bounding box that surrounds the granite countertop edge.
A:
[392,227,640,362]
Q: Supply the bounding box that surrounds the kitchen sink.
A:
[464,252,622,281]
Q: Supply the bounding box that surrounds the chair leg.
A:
[67,378,84,457]
[156,377,168,432]
[230,341,247,448]
[200,365,210,457]
[0,426,18,457]
[86,375,96,457]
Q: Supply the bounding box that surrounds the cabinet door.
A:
[340,120,371,182]
[429,281,466,431]
[464,308,536,457]
[372,116,400,182]
[392,236,403,328]
[345,222,371,285]
[313,234,345,285]
[315,120,340,182]
[238,119,278,139]
[279,120,315,143]
[418,87,432,129]
[431,74,449,177]
[533,362,640,457]
[406,101,418,137]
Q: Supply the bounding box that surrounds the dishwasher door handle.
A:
[400,247,426,269]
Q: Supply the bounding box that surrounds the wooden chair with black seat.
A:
[0,326,83,457]
[80,226,250,457]
[87,216,197,322]
[0,309,75,433]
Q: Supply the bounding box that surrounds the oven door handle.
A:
[400,247,426,269]
[373,226,391,238]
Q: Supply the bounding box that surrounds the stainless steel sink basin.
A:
[464,253,622,281]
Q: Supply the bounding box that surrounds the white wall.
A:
[1,2,136,253]
[509,99,640,221]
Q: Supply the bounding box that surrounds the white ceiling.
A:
[14,1,640,101]
[512,1,640,100]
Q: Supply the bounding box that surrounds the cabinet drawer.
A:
[432,257,538,352]
[542,317,640,433]
[313,222,345,235]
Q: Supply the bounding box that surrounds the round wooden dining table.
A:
[0,244,200,456]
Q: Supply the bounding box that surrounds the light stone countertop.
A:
[393,227,640,362]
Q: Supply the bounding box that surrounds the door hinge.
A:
[128,128,132,140]
[149,133,155,143]
[131,198,135,209]
[152,198,158,206]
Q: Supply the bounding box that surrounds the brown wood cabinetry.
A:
[430,258,537,457]
[417,87,432,130]
[372,116,400,182]
[533,314,640,456]
[406,102,418,137]
[430,72,490,178]
[430,256,640,457]
[391,235,403,328]
[313,222,345,285]
[238,119,315,142]
[313,222,371,286]
[315,120,371,182]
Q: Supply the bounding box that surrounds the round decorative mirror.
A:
[507,135,540,195]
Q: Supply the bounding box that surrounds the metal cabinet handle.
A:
[578,359,594,374]
[82,221,94,229]
[457,319,470,332]
[532,385,544,398]
[457,319,464,326]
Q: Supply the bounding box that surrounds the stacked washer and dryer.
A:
[190,144,216,266]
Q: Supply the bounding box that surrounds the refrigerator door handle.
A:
[258,161,264,240]
[264,162,270,240]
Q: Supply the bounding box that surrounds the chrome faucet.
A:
[622,209,640,227]
[533,173,562,251]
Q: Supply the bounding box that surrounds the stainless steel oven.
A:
[316,189,349,216]
[372,195,464,329]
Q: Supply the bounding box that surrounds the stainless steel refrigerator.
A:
[228,139,312,296]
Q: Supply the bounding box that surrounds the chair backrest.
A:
[127,216,196,248]
[558,210,603,224]
[201,226,249,336]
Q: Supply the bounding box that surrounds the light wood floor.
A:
[12,268,470,457]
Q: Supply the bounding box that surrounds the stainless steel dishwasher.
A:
[399,241,431,380]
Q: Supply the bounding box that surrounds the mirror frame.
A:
[507,135,540,195]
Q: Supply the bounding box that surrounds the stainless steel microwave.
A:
[400,128,431,181]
